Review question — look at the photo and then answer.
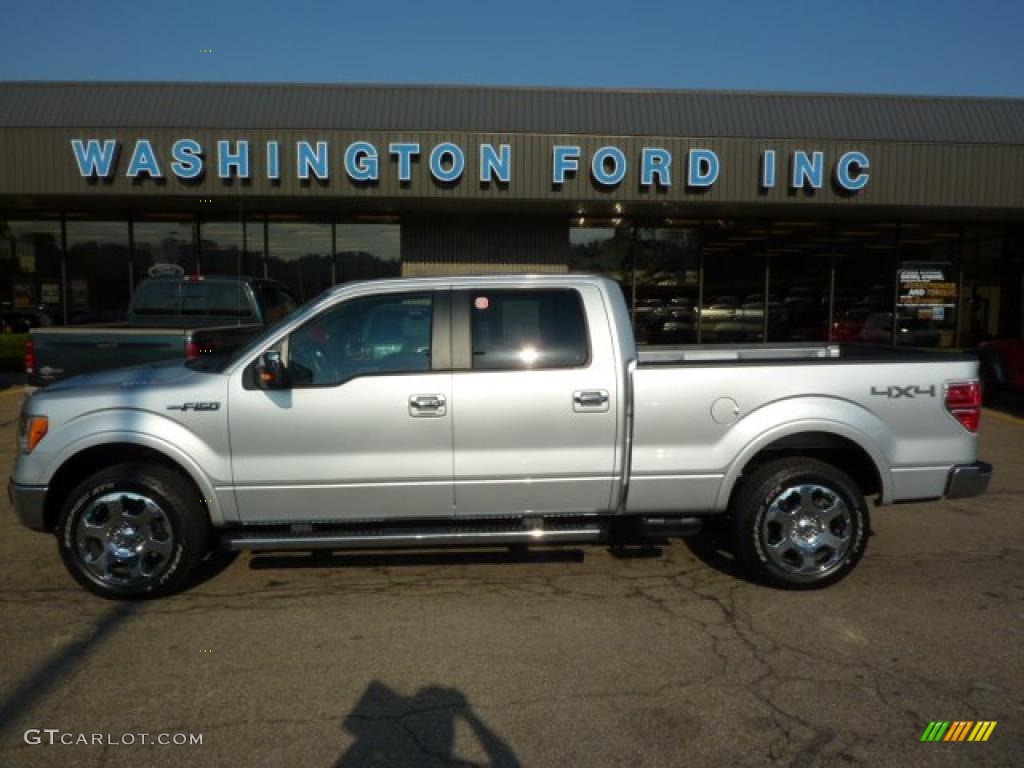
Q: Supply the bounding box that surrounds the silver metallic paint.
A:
[11,275,982,532]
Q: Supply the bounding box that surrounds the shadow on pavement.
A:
[0,601,140,739]
[335,681,520,768]
[681,524,762,586]
[186,548,241,587]
[249,547,586,571]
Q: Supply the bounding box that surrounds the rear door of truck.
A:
[450,284,620,516]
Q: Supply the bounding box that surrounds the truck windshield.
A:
[132,281,257,320]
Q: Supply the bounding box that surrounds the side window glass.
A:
[259,284,299,324]
[277,288,299,316]
[470,289,589,370]
[288,293,433,387]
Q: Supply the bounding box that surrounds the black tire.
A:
[56,462,211,599]
[731,457,870,589]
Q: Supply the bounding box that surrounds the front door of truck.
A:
[228,290,454,523]
[451,286,619,517]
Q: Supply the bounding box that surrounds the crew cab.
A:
[25,275,298,386]
[9,275,991,598]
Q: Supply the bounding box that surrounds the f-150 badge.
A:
[167,402,221,411]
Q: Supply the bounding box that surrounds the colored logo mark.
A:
[920,721,997,742]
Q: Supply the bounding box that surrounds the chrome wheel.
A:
[761,483,852,576]
[74,492,175,588]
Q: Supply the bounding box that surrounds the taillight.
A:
[945,380,982,433]
[24,338,36,375]
[185,340,215,359]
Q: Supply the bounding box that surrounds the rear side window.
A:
[470,289,589,370]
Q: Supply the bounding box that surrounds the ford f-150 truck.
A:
[9,275,991,598]
[25,275,299,387]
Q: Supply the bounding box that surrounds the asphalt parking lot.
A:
[0,385,1021,768]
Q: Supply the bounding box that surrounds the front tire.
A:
[56,462,211,599]
[731,457,870,589]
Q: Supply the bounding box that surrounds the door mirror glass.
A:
[254,350,288,389]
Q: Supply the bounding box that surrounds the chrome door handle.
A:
[409,394,446,417]
[573,389,609,412]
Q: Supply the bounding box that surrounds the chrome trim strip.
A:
[224,526,607,552]
[229,476,617,491]
[628,473,725,481]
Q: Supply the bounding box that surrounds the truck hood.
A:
[42,359,210,394]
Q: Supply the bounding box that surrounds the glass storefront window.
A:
[831,225,898,345]
[336,222,401,283]
[633,226,701,344]
[0,219,64,327]
[701,222,767,343]
[897,224,960,348]
[133,220,198,281]
[199,220,266,278]
[568,225,632,309]
[960,232,1006,347]
[767,223,833,342]
[268,220,332,302]
[198,221,240,278]
[65,220,131,324]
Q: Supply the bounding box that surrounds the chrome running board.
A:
[222,521,609,552]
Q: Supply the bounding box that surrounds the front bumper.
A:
[946,461,993,499]
[7,478,49,532]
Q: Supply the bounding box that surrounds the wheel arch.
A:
[717,423,891,512]
[42,437,222,532]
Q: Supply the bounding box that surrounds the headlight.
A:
[18,413,48,454]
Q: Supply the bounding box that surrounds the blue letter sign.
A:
[792,151,824,189]
[71,139,118,177]
[171,139,204,179]
[552,146,580,184]
[345,141,379,181]
[688,149,719,187]
[641,148,672,187]
[835,151,870,191]
[480,143,511,183]
[126,139,163,178]
[217,140,250,179]
[297,141,329,180]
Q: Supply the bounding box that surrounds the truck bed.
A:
[637,343,974,365]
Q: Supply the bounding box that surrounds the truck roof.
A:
[319,273,619,296]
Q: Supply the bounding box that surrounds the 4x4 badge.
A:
[870,385,936,399]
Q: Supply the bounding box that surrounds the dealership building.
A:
[1,81,1022,348]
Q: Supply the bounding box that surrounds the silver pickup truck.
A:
[9,275,991,598]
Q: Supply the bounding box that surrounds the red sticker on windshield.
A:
[475,296,489,310]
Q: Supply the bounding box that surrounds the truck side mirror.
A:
[254,350,288,390]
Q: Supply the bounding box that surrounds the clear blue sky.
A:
[2,0,1022,97]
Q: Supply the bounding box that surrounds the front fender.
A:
[713,396,894,510]
[42,410,233,526]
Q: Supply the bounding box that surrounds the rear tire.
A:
[731,457,869,589]
[56,462,211,599]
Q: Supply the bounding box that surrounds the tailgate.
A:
[29,327,188,385]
